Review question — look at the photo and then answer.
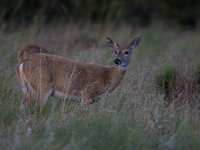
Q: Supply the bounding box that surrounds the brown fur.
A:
[18,45,52,63]
[16,35,142,108]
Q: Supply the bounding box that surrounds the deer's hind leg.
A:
[19,81,36,109]
[35,87,53,108]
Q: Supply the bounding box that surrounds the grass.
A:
[1,22,200,149]
[156,65,177,103]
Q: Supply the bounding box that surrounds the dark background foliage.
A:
[0,0,200,29]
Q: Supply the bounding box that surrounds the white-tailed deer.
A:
[16,35,142,108]
[18,45,52,63]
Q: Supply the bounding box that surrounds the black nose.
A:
[114,58,121,65]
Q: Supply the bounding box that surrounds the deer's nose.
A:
[114,58,121,66]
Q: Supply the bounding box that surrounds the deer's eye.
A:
[124,51,129,54]
[115,51,117,54]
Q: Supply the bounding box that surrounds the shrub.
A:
[156,64,200,105]
[156,65,177,103]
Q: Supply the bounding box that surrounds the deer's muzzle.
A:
[114,58,122,66]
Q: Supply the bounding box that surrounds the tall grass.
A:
[1,22,200,149]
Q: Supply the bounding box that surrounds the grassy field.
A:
[0,22,200,149]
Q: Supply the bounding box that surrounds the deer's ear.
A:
[128,34,142,50]
[106,37,120,49]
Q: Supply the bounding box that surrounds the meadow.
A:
[0,22,200,149]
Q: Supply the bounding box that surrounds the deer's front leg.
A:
[81,92,95,108]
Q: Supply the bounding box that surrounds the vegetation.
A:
[1,22,200,149]
[156,65,177,102]
[0,0,200,29]
[156,64,200,105]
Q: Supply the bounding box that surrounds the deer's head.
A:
[107,35,142,70]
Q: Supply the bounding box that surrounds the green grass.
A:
[156,65,177,103]
[1,22,200,149]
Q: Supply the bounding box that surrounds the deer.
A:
[16,35,142,108]
[18,45,52,63]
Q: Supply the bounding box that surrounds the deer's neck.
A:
[106,66,126,92]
